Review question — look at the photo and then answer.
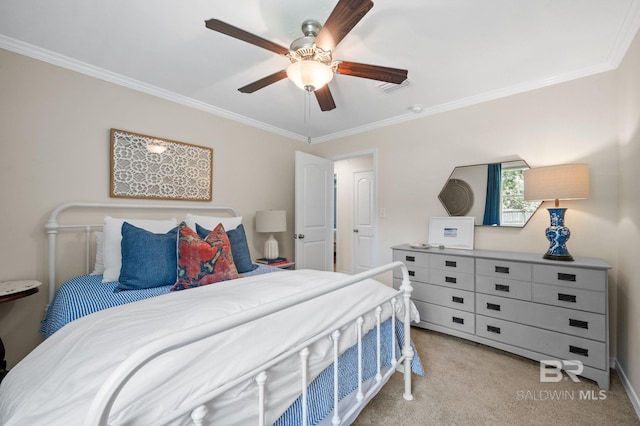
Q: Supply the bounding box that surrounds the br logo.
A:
[540,360,583,383]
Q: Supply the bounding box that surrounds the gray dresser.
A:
[392,244,611,389]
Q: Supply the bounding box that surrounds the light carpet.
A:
[353,327,639,425]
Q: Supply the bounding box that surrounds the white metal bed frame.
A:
[43,202,416,426]
[45,202,239,304]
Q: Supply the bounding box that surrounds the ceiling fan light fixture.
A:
[286,60,334,92]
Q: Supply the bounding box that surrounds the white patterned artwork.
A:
[110,129,213,201]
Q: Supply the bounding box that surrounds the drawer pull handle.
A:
[405,255,415,262]
[408,270,415,277]
[558,293,577,303]
[558,272,577,282]
[495,266,510,274]
[452,296,464,304]
[495,284,510,292]
[487,325,501,334]
[569,345,589,357]
[452,317,464,325]
[445,276,457,284]
[487,303,501,311]
[445,260,457,267]
[569,319,589,329]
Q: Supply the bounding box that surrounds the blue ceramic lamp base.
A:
[543,207,574,261]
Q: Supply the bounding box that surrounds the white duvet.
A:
[0,270,417,426]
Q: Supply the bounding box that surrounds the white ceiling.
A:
[1,0,640,143]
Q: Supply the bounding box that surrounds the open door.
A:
[295,151,334,271]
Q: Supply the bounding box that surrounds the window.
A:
[500,164,539,227]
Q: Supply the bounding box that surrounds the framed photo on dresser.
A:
[428,216,475,250]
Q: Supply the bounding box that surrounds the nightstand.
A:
[255,261,296,270]
[1,280,41,383]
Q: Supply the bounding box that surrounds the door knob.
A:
[353,229,359,233]
[298,234,305,239]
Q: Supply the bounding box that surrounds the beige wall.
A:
[0,48,307,368]
[616,29,640,405]
[311,70,619,262]
[311,57,622,359]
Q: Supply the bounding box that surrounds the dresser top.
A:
[392,244,611,270]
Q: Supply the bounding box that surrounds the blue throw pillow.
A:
[196,223,257,274]
[117,222,178,292]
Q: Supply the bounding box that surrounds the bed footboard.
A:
[84,262,415,426]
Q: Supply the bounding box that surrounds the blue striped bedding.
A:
[276,318,424,425]
[40,264,282,338]
[40,267,423,425]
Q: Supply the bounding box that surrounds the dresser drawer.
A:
[429,254,474,274]
[533,283,606,314]
[412,282,474,312]
[476,315,606,370]
[429,269,474,291]
[393,251,429,280]
[476,258,531,282]
[393,250,429,267]
[414,300,474,334]
[533,265,606,292]
[476,275,532,301]
[476,293,605,341]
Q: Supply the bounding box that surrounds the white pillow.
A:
[184,213,242,232]
[102,216,177,283]
[90,231,105,275]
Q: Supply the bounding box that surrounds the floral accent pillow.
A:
[171,222,238,291]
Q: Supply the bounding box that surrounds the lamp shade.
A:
[524,164,590,202]
[256,210,287,233]
[286,60,334,91]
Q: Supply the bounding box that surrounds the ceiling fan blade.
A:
[238,70,288,93]
[205,19,289,55]
[314,85,337,111]
[315,0,374,51]
[336,61,408,84]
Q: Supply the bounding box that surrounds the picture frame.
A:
[428,216,475,250]
[110,129,213,201]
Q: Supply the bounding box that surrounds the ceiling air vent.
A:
[375,79,410,94]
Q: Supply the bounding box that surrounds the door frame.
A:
[329,149,378,273]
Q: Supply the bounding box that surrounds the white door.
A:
[353,170,374,273]
[295,151,334,271]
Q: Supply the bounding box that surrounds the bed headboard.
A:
[44,202,239,304]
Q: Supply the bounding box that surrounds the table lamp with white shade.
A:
[524,163,590,261]
[256,210,287,260]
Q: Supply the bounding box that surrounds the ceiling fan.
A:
[205,0,408,112]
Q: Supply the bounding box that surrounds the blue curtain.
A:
[483,163,502,226]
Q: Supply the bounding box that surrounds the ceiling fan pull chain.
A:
[305,89,312,144]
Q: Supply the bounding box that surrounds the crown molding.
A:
[607,0,640,66]
[3,5,639,147]
[312,61,616,144]
[0,35,304,142]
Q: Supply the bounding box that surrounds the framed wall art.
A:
[110,129,213,201]
[428,216,475,250]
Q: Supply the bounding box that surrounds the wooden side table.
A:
[255,260,296,270]
[271,261,295,270]
[0,280,41,383]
